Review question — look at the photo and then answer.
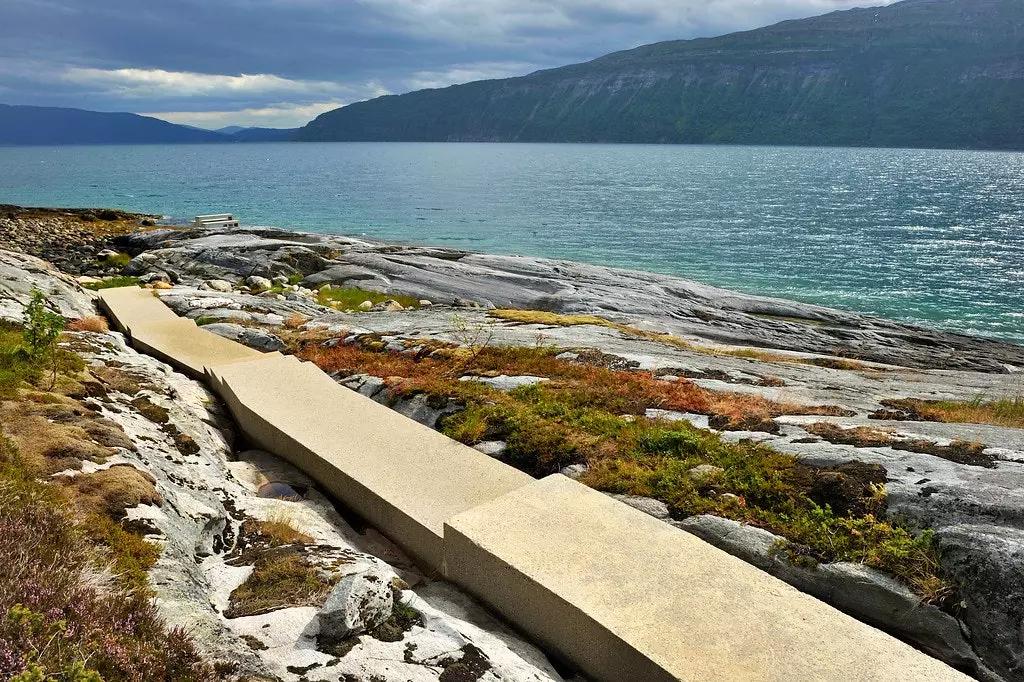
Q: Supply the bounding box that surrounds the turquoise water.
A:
[1,142,1022,343]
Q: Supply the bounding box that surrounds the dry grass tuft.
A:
[67,316,110,333]
[0,401,114,475]
[58,465,163,520]
[251,511,314,546]
[283,313,308,329]
[876,396,1024,430]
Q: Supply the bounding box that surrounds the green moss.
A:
[94,253,132,269]
[81,276,141,291]
[81,514,160,593]
[317,287,420,312]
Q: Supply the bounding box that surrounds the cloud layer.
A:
[0,0,894,128]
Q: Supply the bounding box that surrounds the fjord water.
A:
[1,142,1022,343]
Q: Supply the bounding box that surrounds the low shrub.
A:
[292,336,948,600]
[81,277,141,291]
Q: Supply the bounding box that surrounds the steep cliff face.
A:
[298,0,1024,149]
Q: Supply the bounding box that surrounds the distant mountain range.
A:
[299,0,1024,150]
[3,0,1022,150]
[0,104,298,145]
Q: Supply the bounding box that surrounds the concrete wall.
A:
[445,474,967,682]
[97,287,971,682]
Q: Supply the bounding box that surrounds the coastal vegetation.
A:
[290,334,949,600]
[80,276,141,291]
[877,396,1024,430]
[0,307,212,680]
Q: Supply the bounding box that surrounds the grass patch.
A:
[81,276,141,291]
[876,396,1024,430]
[317,287,420,312]
[250,512,314,546]
[489,309,877,370]
[291,335,946,600]
[94,252,132,268]
[225,551,332,618]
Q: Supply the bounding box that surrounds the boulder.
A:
[676,515,996,679]
[139,271,171,284]
[318,566,393,643]
[937,524,1024,681]
[202,323,285,352]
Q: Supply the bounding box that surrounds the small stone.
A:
[138,271,170,284]
[418,299,432,307]
[151,281,173,290]
[272,275,289,285]
[472,441,508,459]
[611,494,670,520]
[687,464,725,480]
[76,275,102,285]
[318,567,394,644]
[245,275,273,290]
[560,464,589,480]
[200,279,233,293]
[358,301,373,310]
[96,249,119,258]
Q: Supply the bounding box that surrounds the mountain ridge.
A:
[0,105,299,145]
[0,104,228,145]
[297,0,1024,150]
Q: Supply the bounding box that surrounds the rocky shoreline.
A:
[3,205,1024,681]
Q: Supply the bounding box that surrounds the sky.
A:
[0,0,892,130]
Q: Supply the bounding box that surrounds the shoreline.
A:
[2,203,1023,370]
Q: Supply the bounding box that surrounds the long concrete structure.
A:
[96,286,972,682]
[208,353,533,568]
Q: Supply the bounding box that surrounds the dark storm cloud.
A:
[0,0,894,127]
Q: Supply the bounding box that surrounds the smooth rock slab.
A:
[460,374,550,392]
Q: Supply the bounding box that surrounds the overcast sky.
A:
[0,0,890,129]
